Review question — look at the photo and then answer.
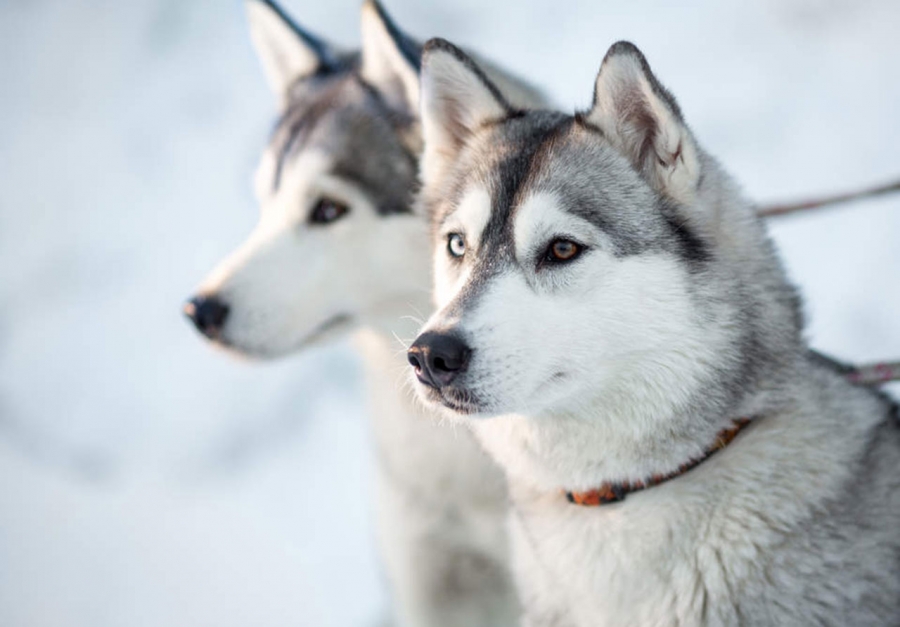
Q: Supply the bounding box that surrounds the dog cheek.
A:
[471,301,547,410]
[432,258,469,310]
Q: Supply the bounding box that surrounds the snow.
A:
[0,0,897,625]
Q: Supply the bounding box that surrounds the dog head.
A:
[185,0,429,357]
[408,40,802,483]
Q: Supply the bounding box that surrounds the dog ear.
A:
[245,0,343,106]
[360,0,422,113]
[419,38,511,188]
[586,41,700,206]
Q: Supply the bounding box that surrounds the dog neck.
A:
[471,348,797,496]
[564,417,751,505]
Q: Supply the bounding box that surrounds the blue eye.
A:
[447,233,466,258]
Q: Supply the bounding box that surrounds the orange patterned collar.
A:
[565,418,752,506]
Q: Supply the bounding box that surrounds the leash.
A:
[846,361,900,386]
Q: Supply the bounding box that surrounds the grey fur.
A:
[414,38,900,625]
[271,66,419,215]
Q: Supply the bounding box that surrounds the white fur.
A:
[432,186,491,307]
[426,190,733,489]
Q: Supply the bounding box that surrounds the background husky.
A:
[185,1,546,625]
[409,38,900,625]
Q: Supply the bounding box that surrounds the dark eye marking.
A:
[309,198,350,225]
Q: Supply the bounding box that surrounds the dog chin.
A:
[208,334,291,360]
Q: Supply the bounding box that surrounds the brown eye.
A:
[546,239,582,263]
[309,198,349,225]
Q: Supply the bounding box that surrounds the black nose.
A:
[407,331,471,389]
[184,295,229,338]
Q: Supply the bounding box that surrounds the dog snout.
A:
[184,295,230,338]
[407,331,471,388]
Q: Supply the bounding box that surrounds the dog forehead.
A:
[268,72,418,214]
[455,114,699,269]
[506,125,682,257]
[273,76,392,165]
[445,186,492,240]
[435,111,576,239]
[435,110,680,262]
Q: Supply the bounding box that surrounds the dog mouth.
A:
[419,384,482,415]
[209,312,355,359]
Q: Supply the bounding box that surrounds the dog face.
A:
[186,0,429,357]
[408,40,793,433]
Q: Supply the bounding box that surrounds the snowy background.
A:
[0,0,898,625]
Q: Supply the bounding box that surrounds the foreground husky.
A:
[185,1,546,625]
[408,38,900,626]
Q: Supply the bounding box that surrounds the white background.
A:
[1,0,898,625]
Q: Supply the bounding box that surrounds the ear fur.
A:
[245,0,343,106]
[359,0,422,113]
[586,41,700,206]
[419,38,511,188]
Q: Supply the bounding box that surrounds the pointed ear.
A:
[586,41,700,206]
[245,0,343,106]
[359,0,421,113]
[419,39,511,188]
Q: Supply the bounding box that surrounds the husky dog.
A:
[184,2,547,625]
[408,38,900,626]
